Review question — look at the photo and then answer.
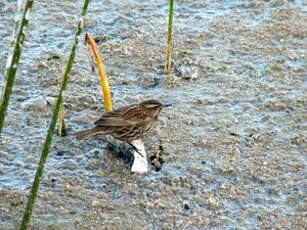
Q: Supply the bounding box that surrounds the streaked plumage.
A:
[76,100,169,142]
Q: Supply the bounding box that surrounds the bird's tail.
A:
[75,127,106,140]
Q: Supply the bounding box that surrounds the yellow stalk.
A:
[164,0,174,74]
[85,33,112,112]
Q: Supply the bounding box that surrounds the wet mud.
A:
[0,0,306,229]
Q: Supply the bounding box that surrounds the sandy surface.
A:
[0,0,306,229]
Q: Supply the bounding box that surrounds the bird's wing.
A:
[94,116,135,127]
[94,105,144,127]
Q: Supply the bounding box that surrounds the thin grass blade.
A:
[19,0,91,229]
[0,0,34,136]
[164,0,175,74]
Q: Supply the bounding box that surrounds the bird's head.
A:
[140,100,171,118]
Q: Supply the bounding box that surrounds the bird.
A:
[75,99,170,142]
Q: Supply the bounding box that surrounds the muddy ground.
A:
[0,0,306,229]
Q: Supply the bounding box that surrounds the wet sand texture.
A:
[0,0,306,229]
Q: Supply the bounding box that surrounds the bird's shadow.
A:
[106,141,135,169]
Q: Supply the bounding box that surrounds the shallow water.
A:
[0,0,306,229]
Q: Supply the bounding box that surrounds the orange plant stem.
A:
[86,33,112,111]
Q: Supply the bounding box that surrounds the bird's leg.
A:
[128,142,144,157]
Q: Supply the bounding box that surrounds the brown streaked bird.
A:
[76,100,170,142]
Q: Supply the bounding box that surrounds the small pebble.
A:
[56,151,65,156]
[21,96,49,112]
[184,203,190,210]
[60,160,78,170]
[194,99,204,104]
[141,74,159,88]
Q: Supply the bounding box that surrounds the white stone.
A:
[21,95,48,112]
[130,139,148,174]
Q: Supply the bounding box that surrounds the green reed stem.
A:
[19,0,91,229]
[164,0,174,74]
[12,1,23,44]
[0,0,34,136]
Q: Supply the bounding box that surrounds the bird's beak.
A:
[163,103,172,107]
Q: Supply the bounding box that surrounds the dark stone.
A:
[56,151,65,156]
